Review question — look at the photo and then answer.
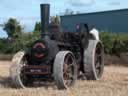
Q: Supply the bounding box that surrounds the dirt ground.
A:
[0,61,128,96]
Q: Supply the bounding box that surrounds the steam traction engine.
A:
[10,4,104,89]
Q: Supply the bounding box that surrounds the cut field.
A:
[0,61,128,96]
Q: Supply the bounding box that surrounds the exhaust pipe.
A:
[40,4,50,38]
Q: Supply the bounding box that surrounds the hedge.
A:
[0,32,128,56]
[100,32,128,55]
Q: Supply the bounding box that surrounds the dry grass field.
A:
[0,61,128,96]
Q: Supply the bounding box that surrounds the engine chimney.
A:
[40,4,50,38]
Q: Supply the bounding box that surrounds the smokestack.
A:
[40,4,50,38]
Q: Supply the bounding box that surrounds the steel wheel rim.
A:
[95,43,103,78]
[63,53,75,87]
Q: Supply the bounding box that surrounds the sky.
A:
[0,0,128,37]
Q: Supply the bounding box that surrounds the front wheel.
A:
[53,51,77,89]
[10,51,32,88]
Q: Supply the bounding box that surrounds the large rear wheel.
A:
[53,51,77,89]
[83,40,104,80]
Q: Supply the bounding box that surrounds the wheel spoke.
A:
[63,64,68,74]
[68,64,73,68]
[64,73,74,86]
[63,73,68,80]
[67,64,73,73]
[95,62,100,69]
[68,73,74,79]
[96,69,100,75]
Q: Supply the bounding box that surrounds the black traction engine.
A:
[10,4,104,89]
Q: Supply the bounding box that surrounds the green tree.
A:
[3,18,22,39]
[33,22,41,39]
[34,22,41,32]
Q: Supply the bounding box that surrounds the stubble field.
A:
[0,61,128,96]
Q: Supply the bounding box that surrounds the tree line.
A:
[0,18,128,56]
[0,16,61,54]
[0,18,41,54]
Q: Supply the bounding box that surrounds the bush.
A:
[0,54,13,60]
[100,32,128,55]
[0,31,127,56]
[100,32,113,54]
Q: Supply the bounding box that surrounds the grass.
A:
[0,61,128,96]
[0,54,13,61]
